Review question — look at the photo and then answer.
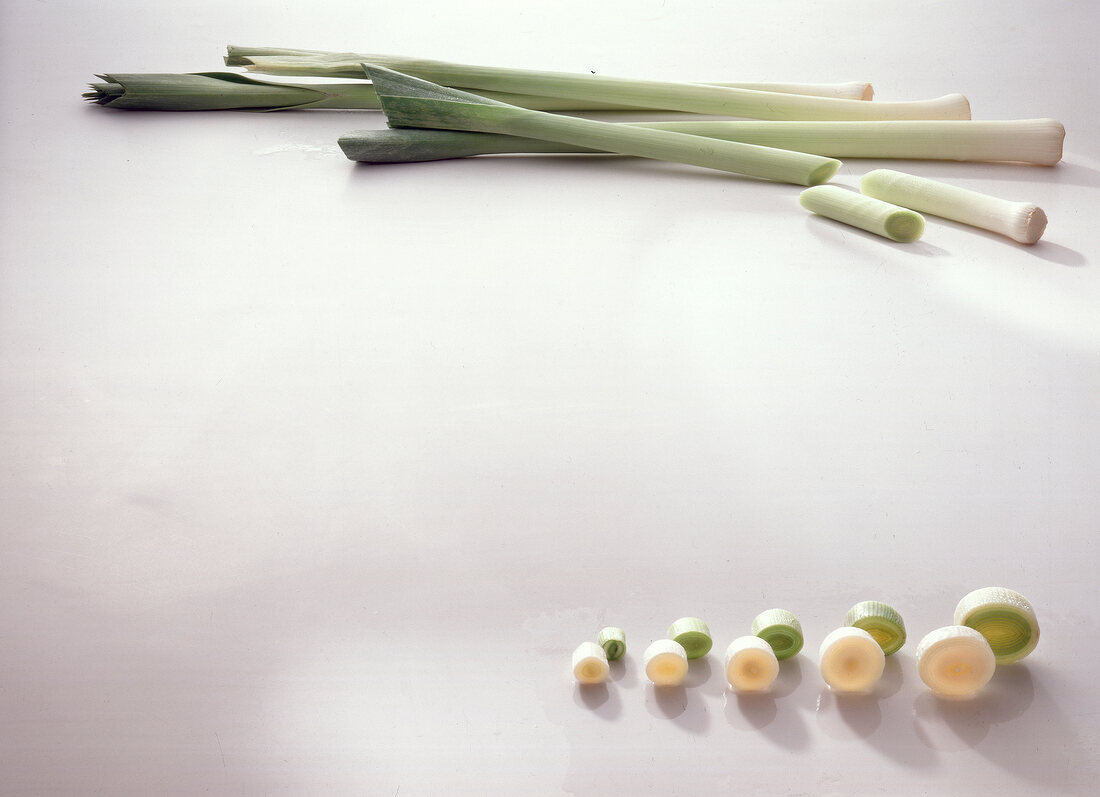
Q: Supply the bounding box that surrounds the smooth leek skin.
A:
[845,601,907,656]
[800,185,925,242]
[861,169,1048,244]
[953,587,1040,664]
[339,119,1064,165]
[239,51,967,121]
[750,609,804,661]
[226,45,875,101]
[365,65,840,186]
[83,72,383,111]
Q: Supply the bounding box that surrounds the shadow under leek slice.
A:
[361,63,840,186]
[83,72,382,111]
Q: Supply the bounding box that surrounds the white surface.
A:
[2,1,1099,794]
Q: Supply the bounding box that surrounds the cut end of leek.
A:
[667,617,713,659]
[572,641,610,685]
[808,159,842,186]
[597,627,626,661]
[751,608,804,660]
[845,601,907,656]
[801,185,924,242]
[819,627,886,693]
[954,587,1039,664]
[916,625,996,697]
[725,636,780,692]
[882,209,925,243]
[643,639,689,686]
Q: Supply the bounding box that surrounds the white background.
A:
[2,1,1098,794]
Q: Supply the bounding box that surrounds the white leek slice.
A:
[725,636,780,692]
[667,617,713,659]
[953,587,1040,664]
[801,185,925,242]
[597,627,626,661]
[643,639,689,686]
[750,608,804,660]
[818,627,886,693]
[571,641,610,684]
[916,625,996,697]
[845,601,907,656]
[861,169,1047,244]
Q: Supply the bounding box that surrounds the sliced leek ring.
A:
[819,627,886,693]
[916,625,996,697]
[644,639,689,686]
[597,626,626,661]
[845,600,907,656]
[751,608,804,660]
[571,641,609,684]
[725,636,780,692]
[667,617,713,659]
[954,587,1039,664]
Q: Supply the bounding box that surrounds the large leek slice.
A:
[643,639,689,686]
[364,64,840,186]
[845,601,907,655]
[916,626,996,697]
[725,636,780,692]
[818,627,886,693]
[953,587,1040,664]
[233,49,968,121]
[338,119,1064,166]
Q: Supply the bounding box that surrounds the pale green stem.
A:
[800,185,925,242]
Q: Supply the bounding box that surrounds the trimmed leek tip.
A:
[597,627,626,661]
[667,617,713,659]
[819,627,886,693]
[953,587,1039,664]
[572,641,609,684]
[643,639,689,686]
[861,169,1047,244]
[751,608,804,660]
[916,625,996,697]
[845,601,907,656]
[725,636,780,692]
[800,185,924,242]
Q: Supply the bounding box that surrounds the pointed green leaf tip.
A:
[362,63,508,108]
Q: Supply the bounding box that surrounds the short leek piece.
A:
[667,617,713,659]
[750,609,804,660]
[572,642,610,685]
[365,65,841,186]
[953,587,1040,664]
[338,119,1065,166]
[800,185,925,242]
[861,169,1048,244]
[916,626,996,697]
[230,47,967,120]
[845,601,907,656]
[597,627,626,661]
[725,636,780,692]
[643,639,689,686]
[818,627,886,693]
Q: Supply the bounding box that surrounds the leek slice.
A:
[953,587,1040,664]
[667,617,713,659]
[845,601,907,656]
[643,639,689,686]
[818,627,886,693]
[724,636,780,692]
[597,627,626,661]
[232,48,967,120]
[339,119,1064,166]
[916,626,996,697]
[800,185,925,242]
[364,64,840,186]
[750,608,804,660]
[572,641,610,684]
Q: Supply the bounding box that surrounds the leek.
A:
[363,64,840,186]
[226,45,875,101]
[750,609,804,660]
[953,587,1040,663]
[800,185,925,242]
[231,48,966,121]
[667,617,713,659]
[818,627,886,694]
[916,626,996,697]
[724,636,780,692]
[845,601,907,655]
[338,119,1064,166]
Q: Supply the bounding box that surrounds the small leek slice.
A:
[953,587,1040,664]
[232,48,967,120]
[818,627,886,693]
[365,64,840,186]
[597,627,626,661]
[845,601,907,656]
[751,609,804,660]
[572,641,609,684]
[725,636,780,692]
[800,185,925,242]
[338,119,1065,166]
[861,169,1048,244]
[643,639,689,686]
[667,617,713,659]
[916,625,996,697]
